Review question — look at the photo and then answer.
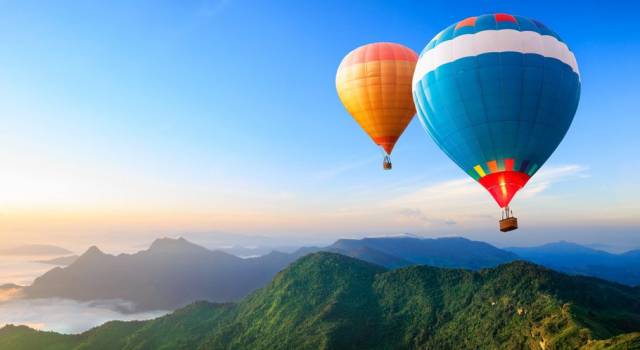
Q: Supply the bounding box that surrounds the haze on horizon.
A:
[0,0,638,251]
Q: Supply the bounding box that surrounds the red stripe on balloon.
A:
[340,43,418,67]
[455,16,477,29]
[504,158,515,171]
[373,136,399,155]
[494,13,517,23]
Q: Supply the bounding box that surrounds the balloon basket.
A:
[499,206,518,232]
[383,156,392,170]
[499,217,518,232]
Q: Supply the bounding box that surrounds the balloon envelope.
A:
[412,14,581,207]
[336,42,418,155]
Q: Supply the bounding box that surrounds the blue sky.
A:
[0,0,638,250]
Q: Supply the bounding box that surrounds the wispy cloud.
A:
[287,164,592,235]
[395,208,457,227]
[381,164,589,229]
[0,286,23,302]
[518,164,588,198]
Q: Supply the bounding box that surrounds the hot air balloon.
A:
[412,14,580,231]
[336,42,418,170]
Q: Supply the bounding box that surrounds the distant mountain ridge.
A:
[23,237,303,311]
[33,255,78,266]
[327,237,640,286]
[505,241,640,285]
[2,253,639,349]
[0,244,72,256]
[327,236,518,269]
[16,236,640,313]
[0,284,21,290]
[20,236,522,311]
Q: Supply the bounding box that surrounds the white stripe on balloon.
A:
[413,29,580,88]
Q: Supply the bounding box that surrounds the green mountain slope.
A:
[202,252,386,349]
[0,326,77,350]
[1,253,639,350]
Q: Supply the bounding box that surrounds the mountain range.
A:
[1,253,639,349]
[14,236,640,312]
[33,255,78,266]
[325,237,640,286]
[18,236,519,311]
[505,241,640,286]
[326,236,518,269]
[23,238,302,311]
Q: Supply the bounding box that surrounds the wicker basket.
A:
[499,217,518,232]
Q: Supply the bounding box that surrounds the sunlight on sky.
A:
[0,0,638,249]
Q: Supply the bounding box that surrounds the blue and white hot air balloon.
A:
[412,14,581,231]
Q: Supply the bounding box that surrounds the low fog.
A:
[0,298,168,334]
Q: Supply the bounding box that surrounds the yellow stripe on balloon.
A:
[474,165,486,177]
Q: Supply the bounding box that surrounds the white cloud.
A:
[518,164,588,199]
[0,298,167,334]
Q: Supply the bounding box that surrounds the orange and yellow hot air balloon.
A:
[336,42,418,170]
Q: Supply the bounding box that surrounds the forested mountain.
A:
[3,253,639,350]
[19,236,519,311]
[20,236,639,314]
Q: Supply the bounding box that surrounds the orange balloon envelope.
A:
[336,42,418,168]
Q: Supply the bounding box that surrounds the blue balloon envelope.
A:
[412,13,581,208]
